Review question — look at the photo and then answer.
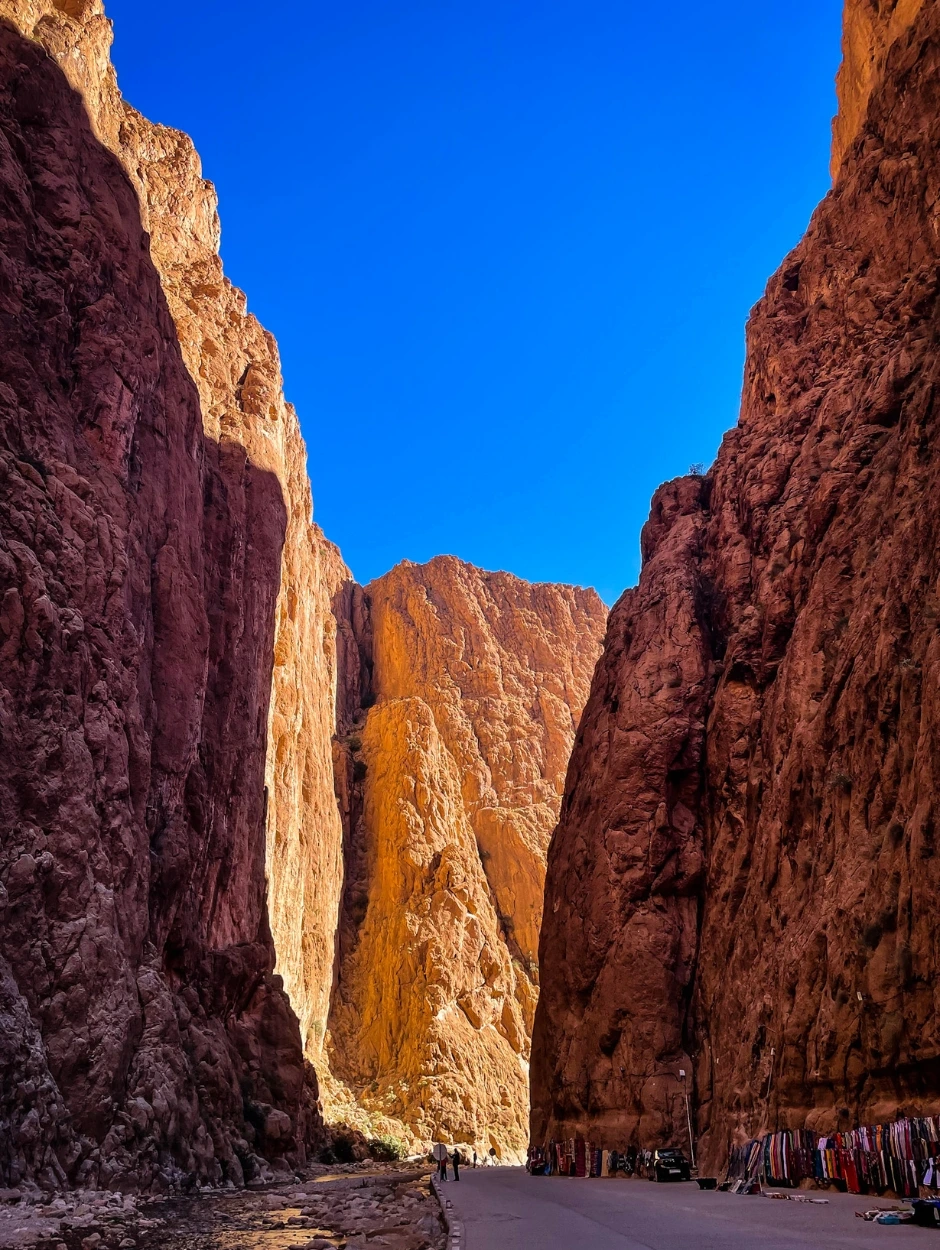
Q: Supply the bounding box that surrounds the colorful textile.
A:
[725,1114,940,1198]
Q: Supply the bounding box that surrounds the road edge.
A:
[431,1175,465,1250]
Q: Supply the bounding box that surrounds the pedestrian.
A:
[472,1150,478,1169]
[452,1148,461,1181]
[434,1142,448,1181]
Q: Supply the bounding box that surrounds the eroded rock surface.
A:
[533,1,940,1170]
[0,8,325,1188]
[328,558,606,1156]
[0,0,353,1084]
[833,0,926,176]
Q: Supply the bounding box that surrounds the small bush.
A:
[348,735,362,752]
[370,1134,407,1162]
[688,462,705,476]
[353,759,368,782]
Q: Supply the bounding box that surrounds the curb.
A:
[430,1175,465,1250]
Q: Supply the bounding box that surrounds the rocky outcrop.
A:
[0,15,322,1189]
[328,558,606,1156]
[533,0,940,1169]
[832,0,926,175]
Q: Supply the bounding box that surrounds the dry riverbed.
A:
[0,1165,446,1250]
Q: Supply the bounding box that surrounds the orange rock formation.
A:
[0,9,327,1185]
[832,0,926,176]
[327,558,606,1156]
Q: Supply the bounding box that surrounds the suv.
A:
[653,1148,692,1182]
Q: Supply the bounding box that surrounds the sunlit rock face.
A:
[533,1,940,1170]
[832,0,926,176]
[0,11,323,1188]
[327,557,607,1156]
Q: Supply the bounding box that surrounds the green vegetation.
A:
[370,1134,407,1162]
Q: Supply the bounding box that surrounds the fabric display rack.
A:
[725,1114,940,1198]
[527,1141,657,1178]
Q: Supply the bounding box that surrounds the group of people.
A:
[435,1146,485,1180]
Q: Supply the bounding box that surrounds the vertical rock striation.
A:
[328,557,606,1156]
[534,0,940,1168]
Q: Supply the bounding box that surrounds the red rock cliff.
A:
[0,5,337,1188]
[533,1,940,1167]
[0,0,353,1086]
[833,0,926,176]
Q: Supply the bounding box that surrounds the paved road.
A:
[440,1168,938,1249]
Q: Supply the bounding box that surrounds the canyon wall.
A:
[0,0,352,1079]
[0,14,322,1190]
[533,0,940,1168]
[327,558,606,1156]
[0,0,358,1188]
[0,0,609,1176]
[833,0,926,175]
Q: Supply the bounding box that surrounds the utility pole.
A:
[679,1069,696,1169]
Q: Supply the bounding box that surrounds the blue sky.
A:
[107,0,843,604]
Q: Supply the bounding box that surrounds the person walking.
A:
[451,1148,461,1181]
[472,1150,478,1169]
[433,1142,448,1181]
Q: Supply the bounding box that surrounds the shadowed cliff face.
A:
[0,21,319,1188]
[533,3,940,1168]
[0,0,354,1088]
[327,557,607,1157]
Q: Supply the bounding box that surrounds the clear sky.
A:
[107,0,843,604]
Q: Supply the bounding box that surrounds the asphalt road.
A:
[440,1168,939,1249]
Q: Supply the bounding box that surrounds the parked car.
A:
[653,1148,692,1182]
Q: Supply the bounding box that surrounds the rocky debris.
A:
[0,1187,147,1248]
[327,557,606,1156]
[0,1165,444,1248]
[0,15,319,1188]
[65,1168,438,1250]
[533,0,940,1170]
